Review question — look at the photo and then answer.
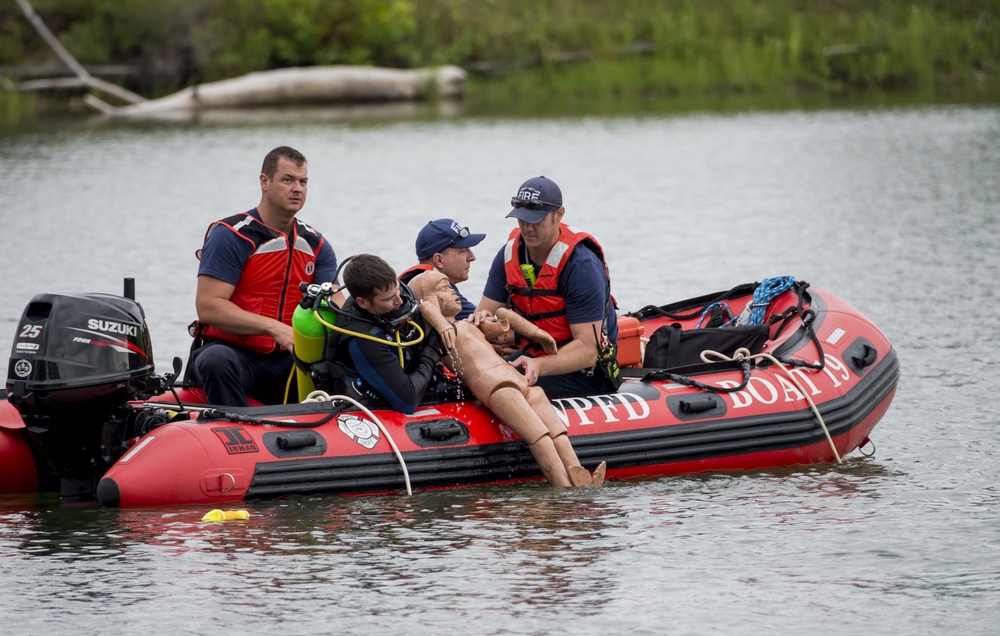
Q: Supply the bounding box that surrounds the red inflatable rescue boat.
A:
[2,277,898,507]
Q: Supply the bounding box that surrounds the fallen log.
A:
[85,65,467,118]
[8,0,465,117]
[12,0,145,105]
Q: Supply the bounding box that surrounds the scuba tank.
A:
[292,282,339,398]
[291,279,424,398]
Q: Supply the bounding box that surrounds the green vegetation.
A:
[1,0,998,114]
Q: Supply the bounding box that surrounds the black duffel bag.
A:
[642,323,770,369]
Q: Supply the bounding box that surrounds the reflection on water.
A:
[1,455,997,633]
[88,100,466,127]
[2,487,630,631]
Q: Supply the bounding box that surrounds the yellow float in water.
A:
[202,509,250,522]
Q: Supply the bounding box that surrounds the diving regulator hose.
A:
[313,305,427,367]
[282,302,430,406]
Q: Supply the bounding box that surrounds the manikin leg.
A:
[487,386,574,487]
[526,386,607,487]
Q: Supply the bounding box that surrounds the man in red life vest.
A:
[474,176,620,398]
[191,146,342,406]
[398,218,486,320]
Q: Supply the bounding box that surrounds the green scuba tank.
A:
[292,300,337,399]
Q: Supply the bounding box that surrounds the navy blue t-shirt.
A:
[453,284,476,321]
[482,241,618,345]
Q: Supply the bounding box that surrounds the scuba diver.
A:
[298,254,443,414]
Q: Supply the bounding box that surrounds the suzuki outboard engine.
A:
[5,280,157,499]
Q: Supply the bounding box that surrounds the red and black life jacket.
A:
[501,223,612,352]
[398,263,434,285]
[199,212,325,353]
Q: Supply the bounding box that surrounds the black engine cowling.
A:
[5,288,156,498]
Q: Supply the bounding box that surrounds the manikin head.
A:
[408,270,463,320]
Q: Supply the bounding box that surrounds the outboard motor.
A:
[5,279,158,500]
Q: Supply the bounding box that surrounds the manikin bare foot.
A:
[568,461,607,488]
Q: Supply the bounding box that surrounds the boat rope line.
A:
[631,277,828,375]
[641,360,753,393]
[858,437,876,458]
[695,302,734,329]
[198,392,414,495]
[629,282,758,322]
[302,391,413,495]
[765,280,827,372]
[692,276,797,329]
[199,408,338,428]
[635,278,839,462]
[728,275,796,326]
[700,347,842,464]
[776,307,826,371]
[641,278,828,378]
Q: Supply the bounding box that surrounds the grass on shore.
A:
[1,0,998,122]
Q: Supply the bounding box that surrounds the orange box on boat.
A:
[616,315,644,367]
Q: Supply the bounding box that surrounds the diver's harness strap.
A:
[293,279,428,394]
[292,348,345,394]
[503,283,565,322]
[182,319,206,385]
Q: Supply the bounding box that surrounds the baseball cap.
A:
[507,176,563,224]
[415,219,486,260]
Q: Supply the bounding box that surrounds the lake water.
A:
[1,97,998,635]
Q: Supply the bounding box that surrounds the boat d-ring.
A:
[220,473,236,492]
[858,437,876,458]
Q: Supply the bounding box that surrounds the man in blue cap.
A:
[475,176,620,398]
[399,218,486,320]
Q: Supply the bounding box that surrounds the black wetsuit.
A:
[326,297,442,414]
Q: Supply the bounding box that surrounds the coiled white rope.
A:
[699,347,842,464]
[302,390,413,495]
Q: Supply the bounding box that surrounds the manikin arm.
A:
[495,308,558,354]
[418,299,457,351]
[477,317,511,344]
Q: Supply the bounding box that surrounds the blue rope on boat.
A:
[696,302,734,329]
[732,276,796,326]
